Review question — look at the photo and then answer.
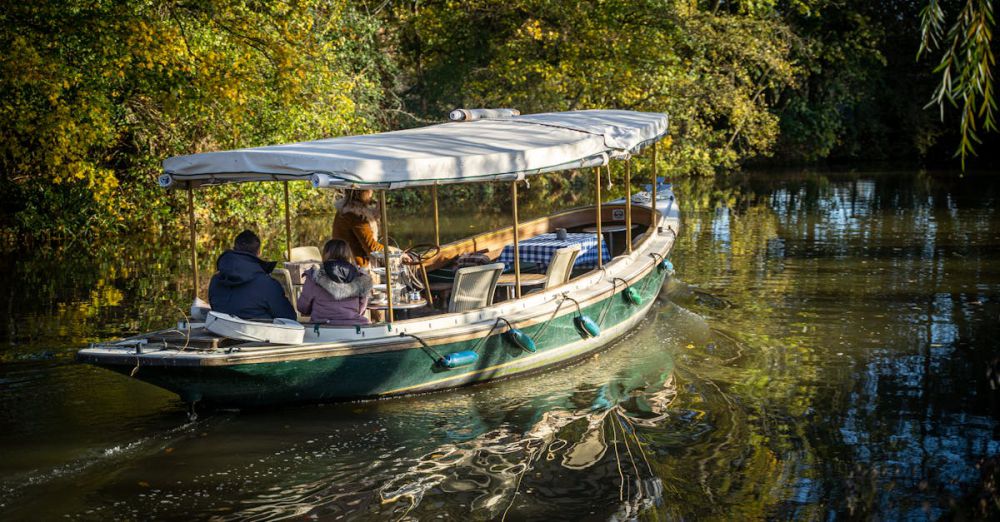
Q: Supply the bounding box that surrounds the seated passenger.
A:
[297,239,373,325]
[208,230,296,321]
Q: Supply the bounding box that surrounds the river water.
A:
[1,169,998,520]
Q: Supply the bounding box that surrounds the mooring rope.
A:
[531,296,569,343]
[468,317,507,354]
[398,332,445,362]
[596,278,623,328]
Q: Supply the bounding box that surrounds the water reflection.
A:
[1,169,999,519]
[669,169,1000,520]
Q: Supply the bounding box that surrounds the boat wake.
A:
[0,417,214,514]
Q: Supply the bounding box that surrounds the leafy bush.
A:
[0,0,391,239]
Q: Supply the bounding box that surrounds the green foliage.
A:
[0,0,391,237]
[920,0,997,169]
[770,1,884,162]
[757,1,948,164]
[391,0,798,177]
[0,0,979,239]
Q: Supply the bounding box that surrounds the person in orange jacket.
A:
[330,189,381,267]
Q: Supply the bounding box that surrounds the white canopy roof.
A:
[160,109,668,189]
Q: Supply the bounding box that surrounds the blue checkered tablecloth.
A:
[498,233,611,270]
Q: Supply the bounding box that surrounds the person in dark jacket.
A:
[208,230,296,320]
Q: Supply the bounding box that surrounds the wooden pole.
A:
[187,188,199,299]
[379,190,394,323]
[511,180,522,299]
[625,158,632,253]
[420,265,434,308]
[421,187,437,308]
[432,184,440,246]
[595,166,603,269]
[651,142,658,227]
[283,181,292,261]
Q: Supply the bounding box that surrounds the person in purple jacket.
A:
[297,239,373,325]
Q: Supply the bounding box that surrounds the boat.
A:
[76,109,680,407]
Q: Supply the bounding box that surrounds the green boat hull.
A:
[100,268,669,407]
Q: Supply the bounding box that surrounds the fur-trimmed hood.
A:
[334,198,379,238]
[311,265,373,301]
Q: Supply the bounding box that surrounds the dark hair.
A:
[233,230,261,254]
[323,239,354,263]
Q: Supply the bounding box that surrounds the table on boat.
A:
[581,224,639,255]
[497,232,611,271]
[367,298,427,319]
[495,273,547,299]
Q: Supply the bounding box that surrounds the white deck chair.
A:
[271,268,310,322]
[496,245,581,296]
[448,263,504,313]
[543,245,581,289]
[290,246,322,262]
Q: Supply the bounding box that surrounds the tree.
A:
[390,0,798,177]
[0,0,391,236]
[920,0,997,168]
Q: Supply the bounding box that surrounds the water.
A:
[1,169,998,520]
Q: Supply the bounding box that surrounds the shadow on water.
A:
[1,168,999,519]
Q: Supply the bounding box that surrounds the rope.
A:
[616,413,643,498]
[597,278,630,328]
[532,296,569,343]
[176,306,192,352]
[609,414,625,501]
[619,412,655,476]
[638,266,658,296]
[398,332,445,362]
[129,353,141,377]
[562,295,585,319]
[468,318,507,354]
[134,307,194,376]
[643,252,668,295]
[407,312,550,364]
[500,439,543,522]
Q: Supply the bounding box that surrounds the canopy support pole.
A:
[283,181,292,261]
[595,166,603,269]
[379,190,394,323]
[432,185,440,246]
[651,142,657,227]
[187,188,199,300]
[511,180,522,299]
[625,159,633,254]
[421,186,437,308]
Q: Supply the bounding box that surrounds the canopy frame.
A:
[625,159,632,254]
[379,190,394,323]
[595,166,603,269]
[187,189,199,300]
